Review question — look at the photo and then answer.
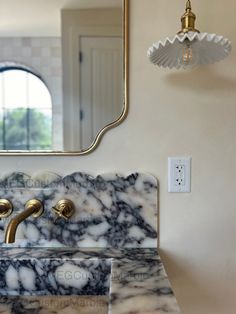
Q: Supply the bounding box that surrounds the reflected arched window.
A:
[0,67,52,150]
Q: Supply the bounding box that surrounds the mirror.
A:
[0,0,128,155]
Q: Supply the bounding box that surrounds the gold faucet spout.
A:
[4,199,44,244]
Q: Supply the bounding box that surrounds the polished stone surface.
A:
[0,248,180,313]
[0,172,158,248]
[0,172,180,313]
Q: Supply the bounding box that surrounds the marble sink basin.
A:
[0,248,111,296]
[0,248,180,314]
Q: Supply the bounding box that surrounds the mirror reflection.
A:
[0,0,124,152]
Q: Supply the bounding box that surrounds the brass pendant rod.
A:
[178,0,200,34]
[186,0,191,11]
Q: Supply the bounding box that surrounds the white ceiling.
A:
[0,0,122,36]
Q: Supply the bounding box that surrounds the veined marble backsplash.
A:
[0,172,158,248]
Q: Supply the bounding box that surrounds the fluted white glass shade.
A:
[147,32,232,69]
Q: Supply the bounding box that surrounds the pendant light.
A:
[147,0,232,70]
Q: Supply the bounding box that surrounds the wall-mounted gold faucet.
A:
[4,199,44,244]
[0,199,13,220]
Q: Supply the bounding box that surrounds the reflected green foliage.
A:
[0,108,52,150]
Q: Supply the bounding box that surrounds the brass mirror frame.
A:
[0,0,129,156]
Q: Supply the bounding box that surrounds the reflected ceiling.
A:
[0,0,122,36]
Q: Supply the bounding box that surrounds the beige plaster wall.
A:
[0,1,235,313]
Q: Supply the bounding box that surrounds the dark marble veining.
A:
[110,256,180,314]
[0,248,180,314]
[0,172,158,248]
[0,172,180,313]
[0,248,157,297]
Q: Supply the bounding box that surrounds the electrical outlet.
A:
[168,157,191,193]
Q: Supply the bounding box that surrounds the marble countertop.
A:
[0,248,180,314]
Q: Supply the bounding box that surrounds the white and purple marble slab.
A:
[0,172,158,248]
[0,248,180,314]
[0,172,181,313]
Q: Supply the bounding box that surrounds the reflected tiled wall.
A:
[0,37,63,150]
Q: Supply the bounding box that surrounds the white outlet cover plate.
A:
[168,157,191,193]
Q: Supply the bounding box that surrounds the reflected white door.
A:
[80,36,122,150]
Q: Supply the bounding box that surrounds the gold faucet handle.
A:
[52,199,75,222]
[0,199,13,219]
